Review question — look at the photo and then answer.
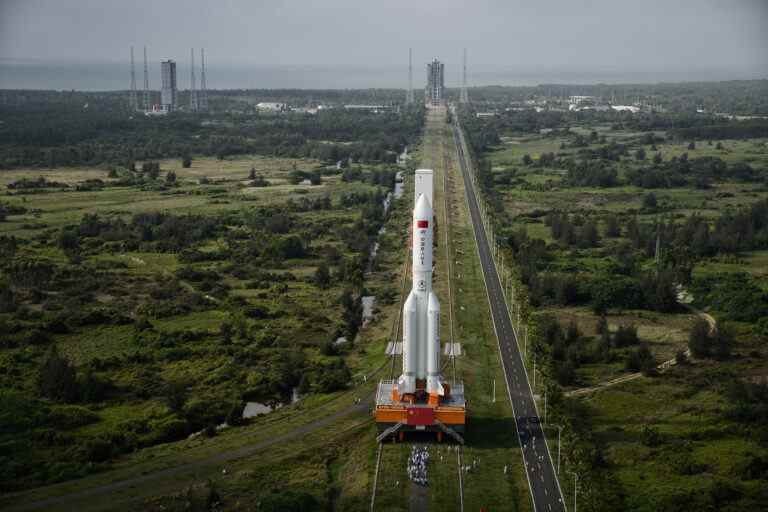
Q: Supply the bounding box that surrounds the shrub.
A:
[38,347,79,402]
[613,324,639,347]
[48,405,99,429]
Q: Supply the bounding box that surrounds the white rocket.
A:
[397,176,445,399]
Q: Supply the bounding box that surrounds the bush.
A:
[613,324,639,347]
[640,425,662,447]
[76,438,113,463]
[626,344,655,374]
[48,405,99,429]
[258,489,319,512]
[38,347,79,402]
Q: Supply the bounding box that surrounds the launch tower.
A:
[374,169,465,443]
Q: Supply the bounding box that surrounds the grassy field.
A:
[0,148,415,508]
[476,117,768,510]
[485,128,768,387]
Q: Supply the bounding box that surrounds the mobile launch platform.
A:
[374,168,466,443]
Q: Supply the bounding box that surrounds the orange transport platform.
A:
[374,380,466,442]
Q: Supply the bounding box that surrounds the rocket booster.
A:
[398,193,445,398]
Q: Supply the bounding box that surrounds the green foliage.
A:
[47,405,99,429]
[0,391,47,434]
[625,343,656,374]
[698,273,768,323]
[258,488,319,512]
[38,346,78,402]
[313,263,331,289]
[312,358,351,393]
[640,425,663,447]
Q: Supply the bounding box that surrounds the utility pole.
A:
[570,471,579,512]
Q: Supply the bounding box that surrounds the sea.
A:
[0,59,763,91]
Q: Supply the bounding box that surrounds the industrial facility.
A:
[129,47,208,114]
[425,59,445,106]
[375,169,466,443]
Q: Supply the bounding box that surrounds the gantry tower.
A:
[143,46,150,111]
[199,48,208,112]
[190,48,198,111]
[129,46,138,110]
[459,48,469,104]
[406,48,414,105]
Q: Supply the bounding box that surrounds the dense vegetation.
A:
[459,90,768,510]
[0,96,421,492]
[0,91,424,168]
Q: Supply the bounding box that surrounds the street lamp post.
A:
[569,471,579,512]
[557,425,562,475]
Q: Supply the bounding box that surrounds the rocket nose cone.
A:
[414,194,433,219]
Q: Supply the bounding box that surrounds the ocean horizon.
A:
[0,59,764,91]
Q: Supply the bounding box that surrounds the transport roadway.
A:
[452,111,567,512]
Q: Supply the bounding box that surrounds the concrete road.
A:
[451,113,567,512]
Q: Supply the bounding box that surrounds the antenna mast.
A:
[129,46,137,110]
[190,48,197,111]
[199,48,208,112]
[143,46,150,111]
[460,48,469,104]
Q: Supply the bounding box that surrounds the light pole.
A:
[557,425,562,475]
[569,471,579,512]
[545,424,563,475]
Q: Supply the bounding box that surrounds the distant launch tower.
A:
[161,60,177,112]
[189,48,198,111]
[129,46,138,110]
[406,48,414,105]
[199,48,208,112]
[426,58,445,106]
[143,46,150,111]
[375,169,465,443]
[460,48,469,104]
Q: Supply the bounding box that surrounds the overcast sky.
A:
[1,0,766,76]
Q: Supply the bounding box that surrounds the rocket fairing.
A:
[397,192,445,399]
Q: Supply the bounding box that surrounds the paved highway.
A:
[451,111,567,512]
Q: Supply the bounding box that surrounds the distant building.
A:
[160,60,177,112]
[256,102,286,112]
[611,105,640,113]
[343,104,392,112]
[426,58,445,106]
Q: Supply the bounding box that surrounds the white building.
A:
[256,102,286,112]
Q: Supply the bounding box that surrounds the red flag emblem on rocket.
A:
[417,220,428,228]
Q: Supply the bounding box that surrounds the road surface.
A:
[452,112,566,512]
